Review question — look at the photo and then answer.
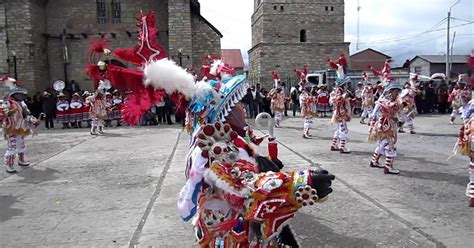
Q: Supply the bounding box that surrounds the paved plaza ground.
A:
[0,114,472,247]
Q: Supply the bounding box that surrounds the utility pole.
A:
[446,0,460,81]
[356,0,361,51]
[450,31,456,72]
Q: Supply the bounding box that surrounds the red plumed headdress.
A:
[112,11,167,67]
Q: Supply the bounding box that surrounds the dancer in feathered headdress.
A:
[449,73,472,125]
[367,60,403,175]
[0,77,40,173]
[267,71,287,128]
[295,65,316,138]
[360,71,375,124]
[398,74,421,134]
[450,52,474,207]
[327,54,352,153]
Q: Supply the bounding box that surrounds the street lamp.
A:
[446,0,460,81]
[176,48,189,68]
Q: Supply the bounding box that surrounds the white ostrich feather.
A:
[143,59,196,98]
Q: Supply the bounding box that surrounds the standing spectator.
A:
[437,83,449,114]
[280,82,289,116]
[163,95,174,125]
[317,85,330,117]
[415,83,425,114]
[155,99,166,124]
[249,85,259,118]
[262,89,272,115]
[30,92,43,118]
[42,92,56,129]
[241,88,252,118]
[425,81,436,113]
[290,84,300,116]
[70,80,81,93]
[257,83,265,114]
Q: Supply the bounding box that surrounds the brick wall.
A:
[44,0,168,91]
[2,0,219,93]
[168,0,193,69]
[191,14,221,75]
[350,49,390,71]
[2,0,48,94]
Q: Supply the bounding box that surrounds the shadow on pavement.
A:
[399,154,448,167]
[16,167,60,184]
[0,195,24,222]
[400,170,466,187]
[292,213,376,247]
[416,132,458,138]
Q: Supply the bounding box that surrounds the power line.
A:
[357,17,447,45]
[359,20,473,45]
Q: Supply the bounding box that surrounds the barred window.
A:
[96,0,107,24]
[112,0,121,24]
[300,29,307,42]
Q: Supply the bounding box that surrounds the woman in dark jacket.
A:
[42,92,56,129]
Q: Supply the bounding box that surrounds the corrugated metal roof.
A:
[414,55,468,64]
[221,49,244,68]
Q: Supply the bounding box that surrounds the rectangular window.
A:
[414,67,422,74]
[96,0,106,24]
[112,0,121,24]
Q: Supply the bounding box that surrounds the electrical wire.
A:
[357,17,447,45]
[359,20,473,45]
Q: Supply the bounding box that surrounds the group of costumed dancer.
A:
[54,89,123,130]
[1,10,472,248]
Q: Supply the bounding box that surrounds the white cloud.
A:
[200,0,473,66]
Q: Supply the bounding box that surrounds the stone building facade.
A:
[248,0,350,88]
[0,0,221,95]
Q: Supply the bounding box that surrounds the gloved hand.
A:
[310,169,335,200]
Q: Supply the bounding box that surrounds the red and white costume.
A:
[361,84,375,123]
[329,86,351,152]
[299,90,316,138]
[268,88,286,127]
[368,61,403,175]
[399,78,420,134]
[368,84,402,174]
[353,83,364,115]
[316,87,330,115]
[86,92,107,135]
[450,79,471,124]
[327,54,352,153]
[56,95,70,127]
[0,79,39,173]
[69,94,84,126]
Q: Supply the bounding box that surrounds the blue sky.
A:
[200,0,473,66]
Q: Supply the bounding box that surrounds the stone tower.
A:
[248,0,350,87]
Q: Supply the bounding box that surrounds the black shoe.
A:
[370,161,384,168]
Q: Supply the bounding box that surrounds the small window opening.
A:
[300,29,307,42]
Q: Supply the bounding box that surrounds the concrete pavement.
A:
[0,114,472,247]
